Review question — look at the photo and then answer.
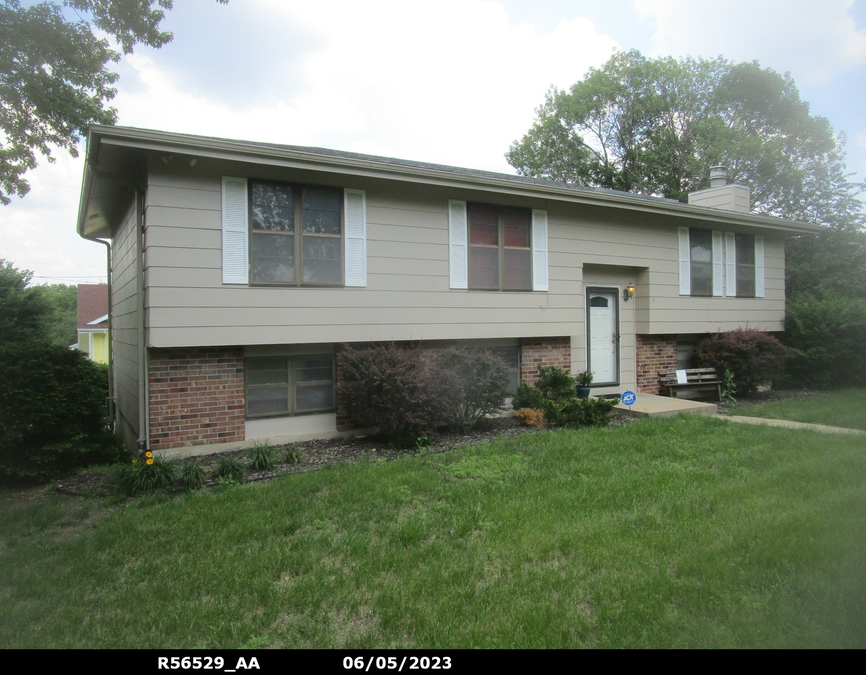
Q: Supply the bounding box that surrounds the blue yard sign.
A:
[621,390,637,406]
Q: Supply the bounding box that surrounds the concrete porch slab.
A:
[615,393,718,418]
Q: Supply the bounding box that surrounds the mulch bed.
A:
[52,417,545,498]
[38,390,819,500]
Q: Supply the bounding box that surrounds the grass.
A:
[1,415,865,649]
[730,388,866,430]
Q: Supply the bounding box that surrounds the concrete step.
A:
[615,393,718,418]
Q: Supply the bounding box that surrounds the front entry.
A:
[587,288,619,385]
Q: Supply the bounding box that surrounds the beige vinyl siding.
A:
[144,163,583,348]
[111,201,140,443]
[143,160,786,349]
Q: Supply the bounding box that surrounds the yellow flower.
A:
[145,451,153,458]
[147,459,154,465]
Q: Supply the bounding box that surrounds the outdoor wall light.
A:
[623,283,635,301]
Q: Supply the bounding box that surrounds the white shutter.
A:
[725,232,736,297]
[678,227,690,295]
[712,230,724,297]
[449,200,468,289]
[532,209,549,292]
[344,189,366,287]
[222,177,248,284]
[755,235,765,298]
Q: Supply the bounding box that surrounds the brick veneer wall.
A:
[636,335,677,394]
[335,344,360,432]
[149,347,245,450]
[519,337,572,384]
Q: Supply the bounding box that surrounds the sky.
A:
[4,0,866,285]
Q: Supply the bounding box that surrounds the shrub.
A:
[0,342,124,481]
[249,441,276,471]
[533,365,579,404]
[337,343,438,445]
[116,452,175,495]
[783,295,866,389]
[544,396,620,428]
[514,408,545,428]
[696,328,787,397]
[283,445,303,465]
[180,459,207,491]
[512,383,545,411]
[217,456,245,483]
[430,348,510,432]
[515,366,619,428]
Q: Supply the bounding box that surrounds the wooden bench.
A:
[658,368,722,401]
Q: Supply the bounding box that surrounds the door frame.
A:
[585,286,620,387]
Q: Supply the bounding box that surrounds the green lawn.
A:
[1,415,865,649]
[730,388,866,431]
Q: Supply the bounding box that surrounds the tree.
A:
[506,50,865,229]
[0,258,49,345]
[36,283,78,347]
[0,0,227,205]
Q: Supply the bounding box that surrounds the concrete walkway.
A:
[615,393,865,435]
[710,413,866,435]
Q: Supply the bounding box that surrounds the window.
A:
[221,177,366,287]
[487,346,520,393]
[449,200,547,291]
[246,355,335,418]
[467,203,532,290]
[250,181,343,285]
[679,227,765,298]
[735,233,756,297]
[689,227,713,296]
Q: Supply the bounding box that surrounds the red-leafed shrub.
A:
[696,329,787,397]
[337,343,439,445]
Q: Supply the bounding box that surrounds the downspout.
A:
[78,230,114,431]
[86,160,149,452]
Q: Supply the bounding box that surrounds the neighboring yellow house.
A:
[77,284,109,364]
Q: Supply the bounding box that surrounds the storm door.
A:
[587,288,619,385]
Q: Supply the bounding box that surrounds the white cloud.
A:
[634,0,866,83]
[3,150,107,285]
[113,0,619,172]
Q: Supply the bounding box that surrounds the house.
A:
[76,125,816,453]
[76,284,109,364]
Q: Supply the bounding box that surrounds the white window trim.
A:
[449,201,548,291]
[448,200,468,289]
[222,177,249,284]
[344,189,367,287]
[532,209,548,292]
[221,177,366,288]
[680,227,765,298]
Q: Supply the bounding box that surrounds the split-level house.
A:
[76,126,816,453]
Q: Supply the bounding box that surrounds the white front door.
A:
[588,289,618,384]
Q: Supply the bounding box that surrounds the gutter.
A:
[83,156,150,452]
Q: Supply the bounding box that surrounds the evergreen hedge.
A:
[0,343,123,481]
